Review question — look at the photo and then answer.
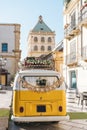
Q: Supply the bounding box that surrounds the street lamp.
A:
[0,56,7,85]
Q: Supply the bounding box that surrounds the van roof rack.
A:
[18,57,54,70]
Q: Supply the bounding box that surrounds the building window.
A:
[34,45,38,51]
[48,37,52,42]
[70,40,76,62]
[70,12,76,29]
[2,43,8,52]
[34,37,38,42]
[41,46,45,51]
[40,28,43,30]
[41,37,45,42]
[70,71,77,89]
[48,46,52,51]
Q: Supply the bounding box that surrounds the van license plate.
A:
[37,105,46,112]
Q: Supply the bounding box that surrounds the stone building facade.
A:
[0,24,21,85]
[27,16,55,57]
[63,0,87,92]
[52,41,63,73]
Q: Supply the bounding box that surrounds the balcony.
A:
[78,3,87,26]
[64,22,80,40]
[82,46,87,61]
[64,0,72,9]
[64,0,71,4]
[66,52,77,66]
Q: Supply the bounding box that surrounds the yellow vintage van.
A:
[11,58,69,123]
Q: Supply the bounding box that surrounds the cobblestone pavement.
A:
[0,88,12,130]
[8,120,87,130]
[0,117,8,130]
[58,120,87,130]
[0,89,12,109]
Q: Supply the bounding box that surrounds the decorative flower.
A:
[18,57,53,69]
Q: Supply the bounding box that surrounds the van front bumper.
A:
[11,115,70,122]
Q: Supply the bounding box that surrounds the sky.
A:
[0,0,64,59]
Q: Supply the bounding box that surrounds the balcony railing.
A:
[64,22,76,34]
[78,4,87,25]
[82,46,87,60]
[66,52,77,65]
[64,22,80,40]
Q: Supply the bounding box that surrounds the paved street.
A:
[0,88,87,130]
[0,89,12,109]
[8,120,87,130]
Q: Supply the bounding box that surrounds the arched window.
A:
[34,37,38,42]
[34,45,38,51]
[41,37,45,42]
[48,46,52,51]
[48,37,52,42]
[41,46,45,51]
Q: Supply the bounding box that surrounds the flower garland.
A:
[20,76,64,92]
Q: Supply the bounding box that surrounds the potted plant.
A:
[64,23,69,29]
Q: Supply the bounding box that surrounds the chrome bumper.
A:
[11,115,70,122]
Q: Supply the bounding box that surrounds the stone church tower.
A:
[27,15,55,57]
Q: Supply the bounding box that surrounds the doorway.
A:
[70,71,77,89]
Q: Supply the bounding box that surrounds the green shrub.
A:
[0,109,9,117]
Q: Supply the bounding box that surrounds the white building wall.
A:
[83,27,87,47]
[77,68,87,93]
[0,25,15,52]
[63,0,87,93]
[0,24,21,85]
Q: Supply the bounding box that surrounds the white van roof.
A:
[18,69,60,77]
